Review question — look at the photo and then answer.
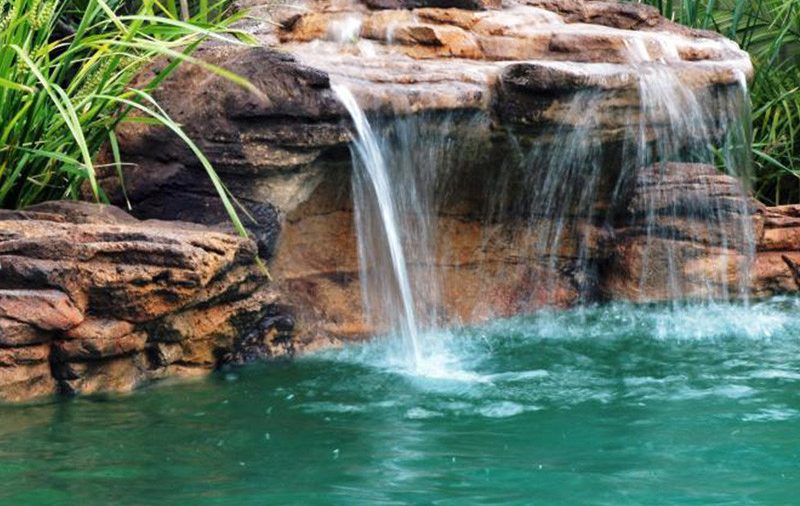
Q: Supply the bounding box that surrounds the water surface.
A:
[1,299,799,505]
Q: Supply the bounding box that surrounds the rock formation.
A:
[85,0,800,361]
[0,202,291,402]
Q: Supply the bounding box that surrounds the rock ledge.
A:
[0,201,289,402]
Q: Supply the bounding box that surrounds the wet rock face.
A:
[0,201,291,402]
[601,163,758,301]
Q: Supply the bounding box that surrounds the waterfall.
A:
[626,65,755,303]
[484,62,754,309]
[333,84,424,368]
[334,58,754,364]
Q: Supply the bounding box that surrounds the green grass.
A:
[0,0,261,242]
[636,0,800,205]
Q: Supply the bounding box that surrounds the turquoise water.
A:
[2,300,800,505]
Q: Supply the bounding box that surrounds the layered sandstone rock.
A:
[753,205,800,296]
[602,163,757,301]
[0,201,290,402]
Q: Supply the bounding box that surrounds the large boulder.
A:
[602,163,758,301]
[0,201,292,402]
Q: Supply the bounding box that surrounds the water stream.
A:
[333,85,424,368]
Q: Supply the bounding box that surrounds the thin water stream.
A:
[333,84,424,368]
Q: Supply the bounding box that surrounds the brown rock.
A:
[0,318,51,347]
[759,226,800,252]
[65,318,136,340]
[752,252,800,297]
[151,287,278,346]
[0,201,282,401]
[146,342,184,368]
[751,205,800,297]
[0,290,83,331]
[0,344,50,367]
[0,203,262,323]
[53,331,148,362]
[0,361,56,402]
[603,163,756,301]
[59,354,149,396]
[0,342,54,402]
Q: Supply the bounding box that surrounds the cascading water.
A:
[335,39,755,369]
[624,63,755,303]
[333,84,424,368]
[334,83,487,373]
[485,48,754,309]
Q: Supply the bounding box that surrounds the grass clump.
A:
[0,0,259,241]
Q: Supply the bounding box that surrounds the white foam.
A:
[478,401,527,418]
[405,407,444,419]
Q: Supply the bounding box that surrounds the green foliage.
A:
[0,0,258,244]
[158,0,233,23]
[636,0,800,204]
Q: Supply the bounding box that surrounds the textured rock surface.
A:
[602,163,757,301]
[752,205,800,296]
[0,201,290,402]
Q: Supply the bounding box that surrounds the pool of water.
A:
[2,299,799,505]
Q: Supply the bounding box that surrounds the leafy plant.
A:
[158,0,233,23]
[0,0,257,240]
[636,0,800,204]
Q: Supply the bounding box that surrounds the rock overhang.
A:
[254,0,752,118]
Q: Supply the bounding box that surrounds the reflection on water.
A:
[1,299,800,505]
